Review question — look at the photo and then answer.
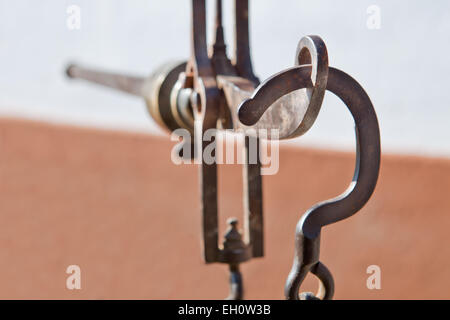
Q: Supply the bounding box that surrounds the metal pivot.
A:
[65,0,264,299]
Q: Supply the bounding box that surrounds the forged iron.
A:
[65,0,380,300]
[240,65,381,299]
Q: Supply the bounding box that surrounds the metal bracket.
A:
[64,0,380,300]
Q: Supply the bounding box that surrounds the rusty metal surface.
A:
[217,75,312,139]
[149,1,262,299]
[234,0,259,85]
[285,67,380,300]
[64,0,380,300]
[238,36,328,139]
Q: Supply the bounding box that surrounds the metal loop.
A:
[308,261,335,300]
[285,247,335,300]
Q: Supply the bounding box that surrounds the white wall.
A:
[1,0,449,156]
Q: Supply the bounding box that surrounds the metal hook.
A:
[238,36,380,299]
[286,67,380,299]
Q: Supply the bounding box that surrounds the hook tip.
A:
[238,98,257,126]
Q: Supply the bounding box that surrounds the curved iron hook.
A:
[239,65,380,299]
[239,35,328,139]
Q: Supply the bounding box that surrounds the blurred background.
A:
[0,0,449,299]
[2,0,450,154]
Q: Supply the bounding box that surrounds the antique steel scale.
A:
[66,0,380,300]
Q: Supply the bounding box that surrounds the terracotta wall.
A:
[0,118,449,299]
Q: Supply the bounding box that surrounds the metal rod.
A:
[66,64,146,97]
[226,263,243,300]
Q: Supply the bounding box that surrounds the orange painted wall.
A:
[0,118,448,299]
